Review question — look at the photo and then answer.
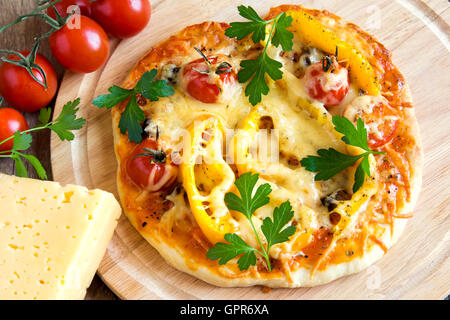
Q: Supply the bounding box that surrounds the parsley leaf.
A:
[93,86,133,109]
[92,69,175,143]
[270,13,294,52]
[0,98,85,180]
[353,161,366,193]
[226,6,294,105]
[300,148,364,181]
[206,233,257,271]
[12,132,32,152]
[261,201,297,249]
[49,98,86,141]
[20,154,47,180]
[38,107,52,125]
[224,172,272,219]
[208,173,296,272]
[333,117,370,151]
[300,116,385,192]
[13,155,28,178]
[136,69,175,101]
[237,5,266,24]
[118,95,145,143]
[238,55,283,106]
[225,6,267,43]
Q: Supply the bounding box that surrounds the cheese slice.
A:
[0,174,121,300]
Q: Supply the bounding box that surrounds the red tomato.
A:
[183,56,236,104]
[344,96,399,148]
[49,15,109,73]
[126,139,178,192]
[47,0,92,19]
[0,51,58,112]
[304,58,350,107]
[91,0,151,39]
[0,108,29,154]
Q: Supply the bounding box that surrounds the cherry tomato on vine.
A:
[47,0,92,19]
[0,108,29,154]
[126,139,178,192]
[0,51,58,112]
[49,15,109,73]
[91,0,151,39]
[183,55,236,104]
[304,57,350,108]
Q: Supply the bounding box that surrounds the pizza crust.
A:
[111,5,423,288]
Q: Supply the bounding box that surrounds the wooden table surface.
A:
[0,0,447,300]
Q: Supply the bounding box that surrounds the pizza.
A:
[109,5,423,287]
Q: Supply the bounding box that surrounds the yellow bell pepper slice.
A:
[311,154,378,275]
[286,9,381,96]
[181,115,237,244]
[331,154,378,237]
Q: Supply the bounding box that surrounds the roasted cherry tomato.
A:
[0,51,58,112]
[126,139,178,192]
[0,108,29,154]
[344,96,399,148]
[91,0,151,39]
[304,57,350,107]
[49,15,109,73]
[183,55,236,104]
[47,0,92,19]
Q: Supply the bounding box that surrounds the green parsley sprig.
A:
[206,172,296,271]
[300,116,385,192]
[225,5,294,105]
[0,98,86,179]
[92,69,175,143]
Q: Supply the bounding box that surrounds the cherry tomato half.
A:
[0,51,58,112]
[183,55,236,104]
[343,96,399,148]
[0,108,29,154]
[91,0,151,39]
[304,58,350,108]
[47,0,92,19]
[49,15,109,73]
[126,139,178,192]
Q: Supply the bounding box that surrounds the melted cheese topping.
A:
[145,84,249,149]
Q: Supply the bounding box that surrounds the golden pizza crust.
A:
[111,5,423,287]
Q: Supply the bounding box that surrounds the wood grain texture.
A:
[48,0,450,299]
[0,0,116,300]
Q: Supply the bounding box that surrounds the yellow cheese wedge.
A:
[0,174,121,300]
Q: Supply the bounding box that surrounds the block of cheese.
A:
[0,173,121,300]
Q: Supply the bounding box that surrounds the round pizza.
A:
[109,4,423,287]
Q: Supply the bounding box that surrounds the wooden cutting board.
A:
[50,0,450,300]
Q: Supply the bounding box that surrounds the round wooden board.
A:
[51,0,450,299]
